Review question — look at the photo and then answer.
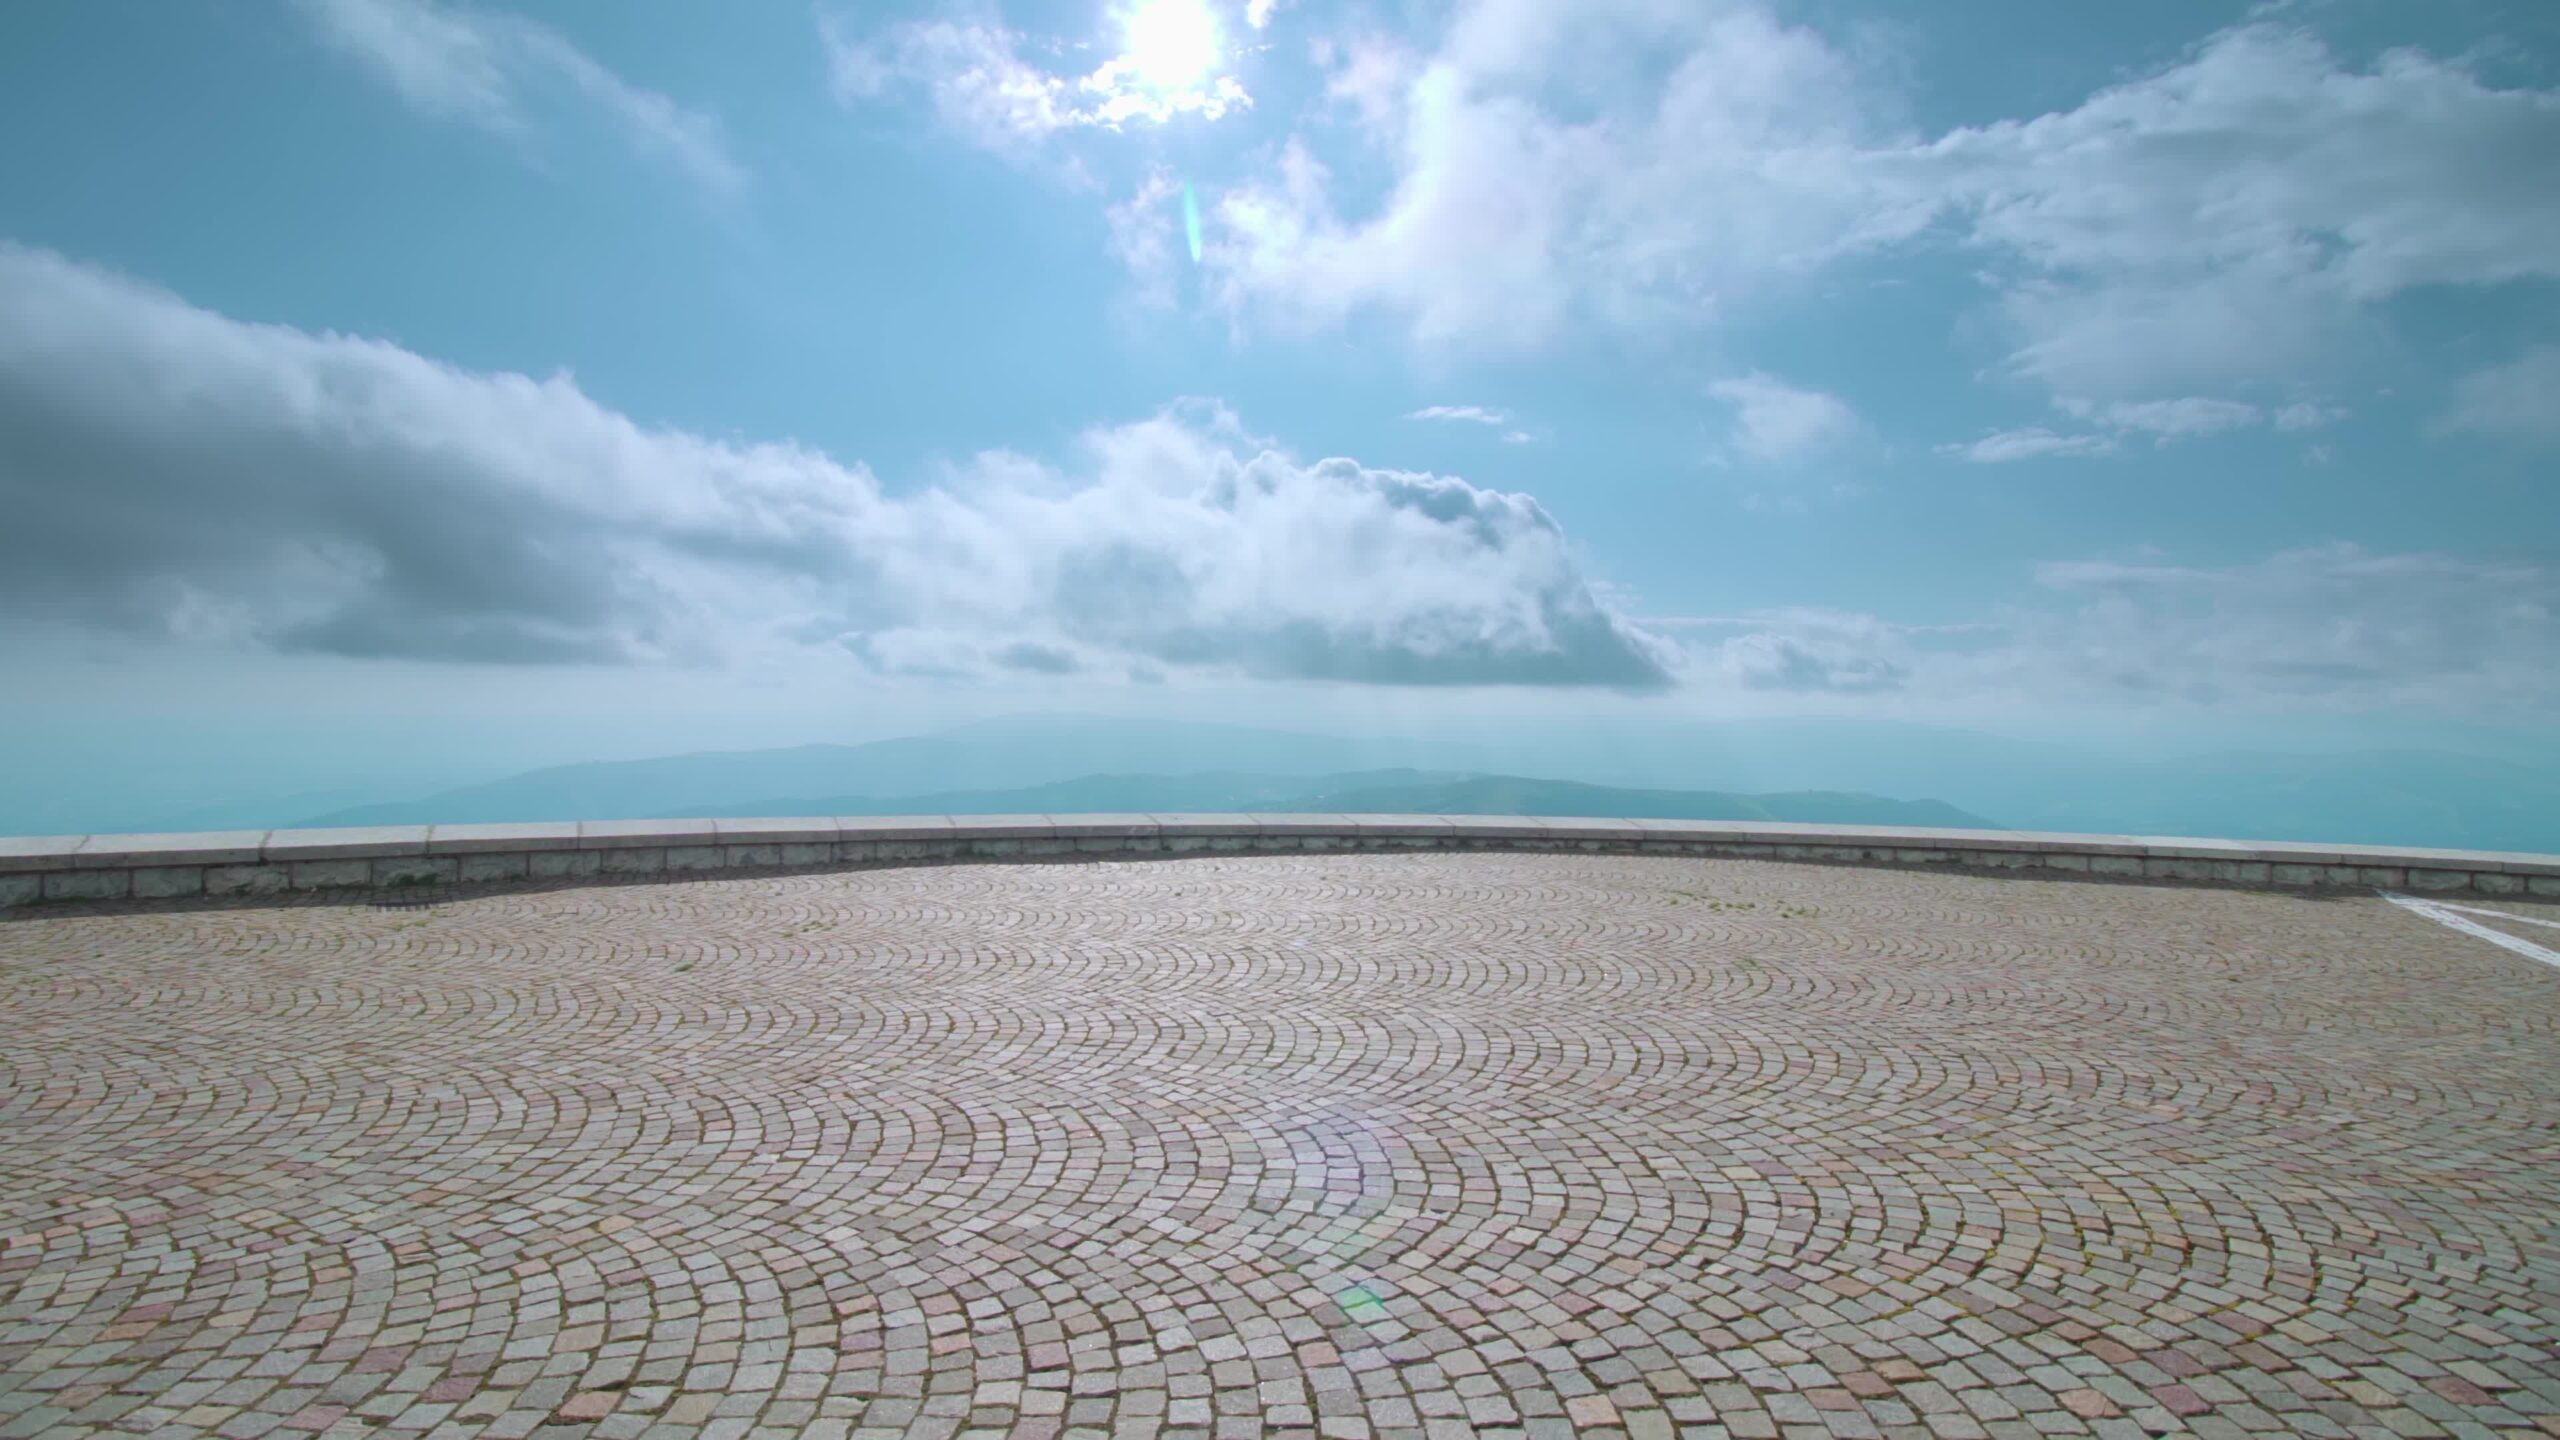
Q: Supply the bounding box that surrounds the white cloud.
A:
[1659,547,2560,712]
[1208,2,1893,351]
[1906,26,2560,398]
[1708,373,1862,464]
[1951,392,2345,460]
[1698,609,1915,693]
[821,6,1249,157]
[1246,0,1286,30]
[1199,5,2560,404]
[1940,428,2119,463]
[2442,346,2560,443]
[294,0,743,195]
[0,245,1669,689]
[1406,404,1507,426]
[2059,396,2261,440]
[1106,169,1185,307]
[2024,545,2560,709]
[1407,404,1536,443]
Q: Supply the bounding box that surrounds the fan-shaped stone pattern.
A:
[3,854,2557,1439]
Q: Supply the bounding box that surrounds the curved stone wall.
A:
[3,815,2555,908]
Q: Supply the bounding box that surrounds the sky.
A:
[1,0,2557,816]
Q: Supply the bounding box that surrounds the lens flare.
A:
[1334,1282,1388,1323]
[1183,183,1203,264]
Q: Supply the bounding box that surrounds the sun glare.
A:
[1122,0,1221,93]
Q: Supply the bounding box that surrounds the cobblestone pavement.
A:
[4,853,2557,1440]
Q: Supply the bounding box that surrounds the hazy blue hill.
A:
[1296,774,2000,829]
[661,769,1475,819]
[539,767,1998,832]
[296,716,1487,826]
[265,712,2560,853]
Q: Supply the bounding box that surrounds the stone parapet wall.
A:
[3,815,2556,908]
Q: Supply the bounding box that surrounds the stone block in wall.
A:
[291,859,373,890]
[2088,855,2144,877]
[2040,853,2092,872]
[45,869,131,901]
[2528,875,2560,897]
[458,852,530,883]
[207,864,290,897]
[531,850,602,880]
[374,857,459,887]
[778,843,833,867]
[2355,867,2405,887]
[0,873,40,907]
[2470,872,2522,895]
[2271,864,2325,887]
[2405,868,2470,891]
[131,866,206,899]
[665,846,725,872]
[721,844,783,868]
[599,849,666,874]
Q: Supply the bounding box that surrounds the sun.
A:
[1120,0,1222,93]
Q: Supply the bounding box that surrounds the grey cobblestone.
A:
[1,853,2553,1440]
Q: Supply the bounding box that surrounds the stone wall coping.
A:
[263,826,432,861]
[579,818,716,850]
[72,831,270,868]
[7,817,2559,907]
[711,817,839,845]
[427,822,583,854]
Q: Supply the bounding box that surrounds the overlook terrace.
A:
[3,826,2556,1438]
[5,813,2559,907]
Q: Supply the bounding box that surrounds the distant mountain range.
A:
[243,712,2560,854]
[633,768,2001,831]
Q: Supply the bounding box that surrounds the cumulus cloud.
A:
[1708,374,1862,465]
[821,7,1249,157]
[0,245,1668,690]
[294,0,743,195]
[1913,26,2560,397]
[1199,4,2560,405]
[2442,347,2560,443]
[1209,1,1890,351]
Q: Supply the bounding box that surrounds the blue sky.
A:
[1,0,2556,799]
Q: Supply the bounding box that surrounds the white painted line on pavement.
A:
[2381,892,2560,969]
[2414,898,2560,932]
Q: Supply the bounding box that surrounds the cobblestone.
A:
[2,853,2555,1438]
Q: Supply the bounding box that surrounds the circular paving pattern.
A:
[3,852,2558,1439]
